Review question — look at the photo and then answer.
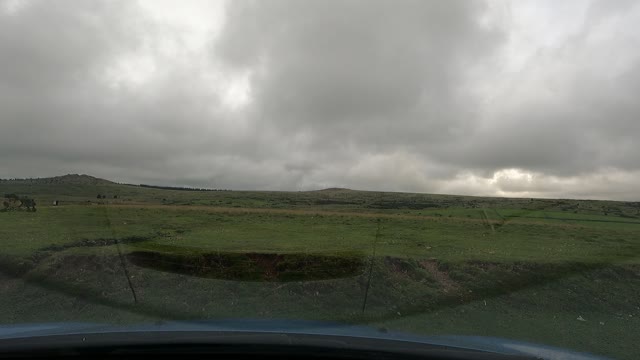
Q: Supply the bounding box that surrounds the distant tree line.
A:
[96,194,118,199]
[0,176,74,183]
[139,184,230,191]
[0,174,109,186]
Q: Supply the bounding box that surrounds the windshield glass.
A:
[1,1,639,359]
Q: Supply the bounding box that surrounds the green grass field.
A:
[1,175,639,359]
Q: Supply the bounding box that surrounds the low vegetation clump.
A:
[1,194,36,212]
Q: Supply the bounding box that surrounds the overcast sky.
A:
[1,0,639,200]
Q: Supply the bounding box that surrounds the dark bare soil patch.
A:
[127,251,365,282]
[418,260,459,293]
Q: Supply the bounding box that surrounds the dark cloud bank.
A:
[1,0,639,200]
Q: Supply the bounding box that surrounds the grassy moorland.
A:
[1,174,639,359]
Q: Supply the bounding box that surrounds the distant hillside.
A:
[0,174,115,186]
[317,187,353,192]
[139,184,222,192]
[2,172,638,226]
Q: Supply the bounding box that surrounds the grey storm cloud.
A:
[1,0,640,200]
[216,0,501,150]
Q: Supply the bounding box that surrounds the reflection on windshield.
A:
[1,178,639,359]
[2,1,640,360]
